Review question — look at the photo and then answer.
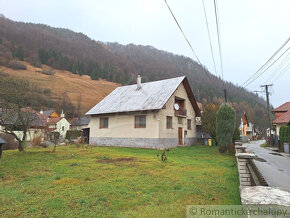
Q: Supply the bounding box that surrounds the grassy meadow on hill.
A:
[0,145,240,217]
[0,62,119,113]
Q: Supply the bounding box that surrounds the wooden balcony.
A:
[174,109,187,117]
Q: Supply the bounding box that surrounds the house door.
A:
[178,127,183,145]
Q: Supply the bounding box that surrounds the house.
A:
[70,116,90,143]
[0,108,70,142]
[240,112,255,140]
[40,109,61,118]
[71,116,90,131]
[272,102,290,137]
[45,116,71,140]
[86,76,201,149]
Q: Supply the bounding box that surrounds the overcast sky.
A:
[0,0,289,107]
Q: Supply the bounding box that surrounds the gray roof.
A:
[86,76,199,115]
[43,110,54,117]
[0,137,7,144]
[73,117,90,126]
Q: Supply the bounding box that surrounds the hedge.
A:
[279,126,290,143]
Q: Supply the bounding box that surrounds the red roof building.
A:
[272,102,290,136]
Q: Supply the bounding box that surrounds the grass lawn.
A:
[0,145,240,217]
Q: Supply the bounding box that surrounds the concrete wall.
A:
[89,83,197,148]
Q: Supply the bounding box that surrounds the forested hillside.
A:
[0,16,268,130]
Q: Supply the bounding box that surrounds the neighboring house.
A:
[71,116,90,143]
[86,76,201,149]
[40,109,61,118]
[0,108,70,141]
[272,102,290,137]
[45,117,71,140]
[71,116,90,131]
[240,112,255,140]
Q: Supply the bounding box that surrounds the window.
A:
[166,116,172,129]
[187,119,192,130]
[135,115,146,128]
[100,117,109,128]
[178,117,182,124]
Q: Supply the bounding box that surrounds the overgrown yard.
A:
[0,145,240,217]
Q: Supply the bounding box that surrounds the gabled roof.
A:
[86,76,200,116]
[273,111,290,124]
[0,137,7,144]
[241,112,249,126]
[72,117,90,126]
[273,102,290,112]
[46,117,63,125]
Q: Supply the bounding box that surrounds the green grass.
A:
[260,143,268,148]
[0,145,240,217]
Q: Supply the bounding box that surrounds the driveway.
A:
[245,140,290,192]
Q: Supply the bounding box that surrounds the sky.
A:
[0,0,289,107]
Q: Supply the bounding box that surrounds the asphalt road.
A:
[245,140,290,192]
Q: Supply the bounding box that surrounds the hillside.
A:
[0,16,268,129]
[0,62,119,114]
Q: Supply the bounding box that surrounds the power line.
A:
[164,0,202,64]
[213,0,224,80]
[243,46,290,87]
[242,37,290,87]
[202,0,217,76]
[271,61,290,83]
[267,50,290,83]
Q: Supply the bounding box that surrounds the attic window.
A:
[135,115,146,128]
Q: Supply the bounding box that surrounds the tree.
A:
[216,103,236,153]
[201,103,219,140]
[0,79,38,151]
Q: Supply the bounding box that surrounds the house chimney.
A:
[40,109,43,114]
[61,110,65,118]
[137,75,141,90]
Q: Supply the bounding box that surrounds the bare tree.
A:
[0,79,40,151]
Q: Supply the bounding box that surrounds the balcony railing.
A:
[174,109,187,117]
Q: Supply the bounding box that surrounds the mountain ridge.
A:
[0,16,268,130]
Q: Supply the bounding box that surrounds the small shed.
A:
[0,137,7,159]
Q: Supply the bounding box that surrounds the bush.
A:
[65,130,81,141]
[216,103,236,153]
[42,70,55,75]
[31,135,42,146]
[8,61,27,70]
[232,126,241,143]
[0,133,19,150]
[279,126,290,143]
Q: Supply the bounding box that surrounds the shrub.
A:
[279,126,290,143]
[42,70,55,75]
[31,135,42,146]
[216,103,236,153]
[65,130,81,141]
[0,133,19,150]
[8,61,27,70]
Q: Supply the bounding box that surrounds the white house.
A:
[86,76,201,149]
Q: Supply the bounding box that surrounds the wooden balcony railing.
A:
[174,109,187,116]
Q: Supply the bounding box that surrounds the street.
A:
[245,140,290,192]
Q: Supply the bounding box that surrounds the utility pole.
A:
[261,84,273,145]
[224,89,228,102]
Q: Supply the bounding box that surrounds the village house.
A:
[272,102,290,137]
[240,112,256,141]
[0,108,70,142]
[86,76,201,149]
